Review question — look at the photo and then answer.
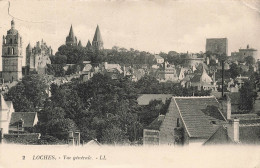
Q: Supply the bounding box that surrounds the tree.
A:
[5,74,48,111]
[239,80,257,111]
[101,125,127,144]
[229,63,240,79]
[136,75,160,93]
[245,56,255,66]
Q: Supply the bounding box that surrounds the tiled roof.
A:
[137,94,172,105]
[145,115,165,130]
[173,96,227,138]
[154,55,163,59]
[10,112,38,127]
[203,126,234,145]
[239,126,260,144]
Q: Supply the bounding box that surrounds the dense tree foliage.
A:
[245,56,255,66]
[239,80,257,111]
[5,74,48,111]
[229,63,241,79]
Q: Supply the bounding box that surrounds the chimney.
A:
[233,118,239,143]
[207,57,210,65]
[226,95,231,120]
[227,118,239,143]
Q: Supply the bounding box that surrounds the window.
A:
[8,48,10,54]
[10,38,12,44]
[177,118,180,127]
[12,48,14,55]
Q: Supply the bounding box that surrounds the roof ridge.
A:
[173,97,191,137]
[173,95,215,98]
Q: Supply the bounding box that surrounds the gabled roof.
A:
[173,96,227,138]
[86,40,92,47]
[203,126,234,145]
[146,115,165,130]
[10,112,38,127]
[82,64,93,72]
[78,40,82,47]
[93,25,103,42]
[154,55,163,59]
[86,139,101,146]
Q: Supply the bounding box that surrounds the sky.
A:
[0,0,259,67]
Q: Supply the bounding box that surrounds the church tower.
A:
[92,25,103,50]
[26,43,32,67]
[2,19,23,82]
[86,40,92,50]
[66,25,77,46]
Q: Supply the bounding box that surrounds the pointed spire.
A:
[69,24,75,38]
[93,25,103,42]
[11,19,15,29]
[86,40,91,47]
[78,40,82,47]
[26,43,32,50]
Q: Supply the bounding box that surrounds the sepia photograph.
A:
[0,0,260,167]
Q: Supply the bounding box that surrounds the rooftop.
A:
[173,96,227,138]
[10,112,38,127]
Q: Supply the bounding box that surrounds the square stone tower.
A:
[2,19,23,82]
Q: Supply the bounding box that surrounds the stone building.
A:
[157,62,178,82]
[230,45,258,62]
[183,53,204,68]
[206,38,228,56]
[92,25,103,50]
[1,19,23,82]
[26,40,52,74]
[143,96,227,146]
[66,25,77,46]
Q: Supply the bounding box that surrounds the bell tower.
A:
[2,19,23,82]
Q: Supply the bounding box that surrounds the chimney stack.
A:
[227,118,239,143]
[226,95,231,120]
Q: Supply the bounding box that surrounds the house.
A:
[204,93,260,145]
[153,54,164,64]
[143,96,227,146]
[189,67,217,91]
[204,107,260,145]
[183,53,204,68]
[9,112,38,133]
[84,139,101,146]
[157,62,178,82]
[235,75,249,89]
[81,63,94,81]
[0,94,15,134]
[100,62,123,79]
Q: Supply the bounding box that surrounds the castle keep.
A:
[206,38,228,56]
[26,40,52,74]
[2,20,23,82]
